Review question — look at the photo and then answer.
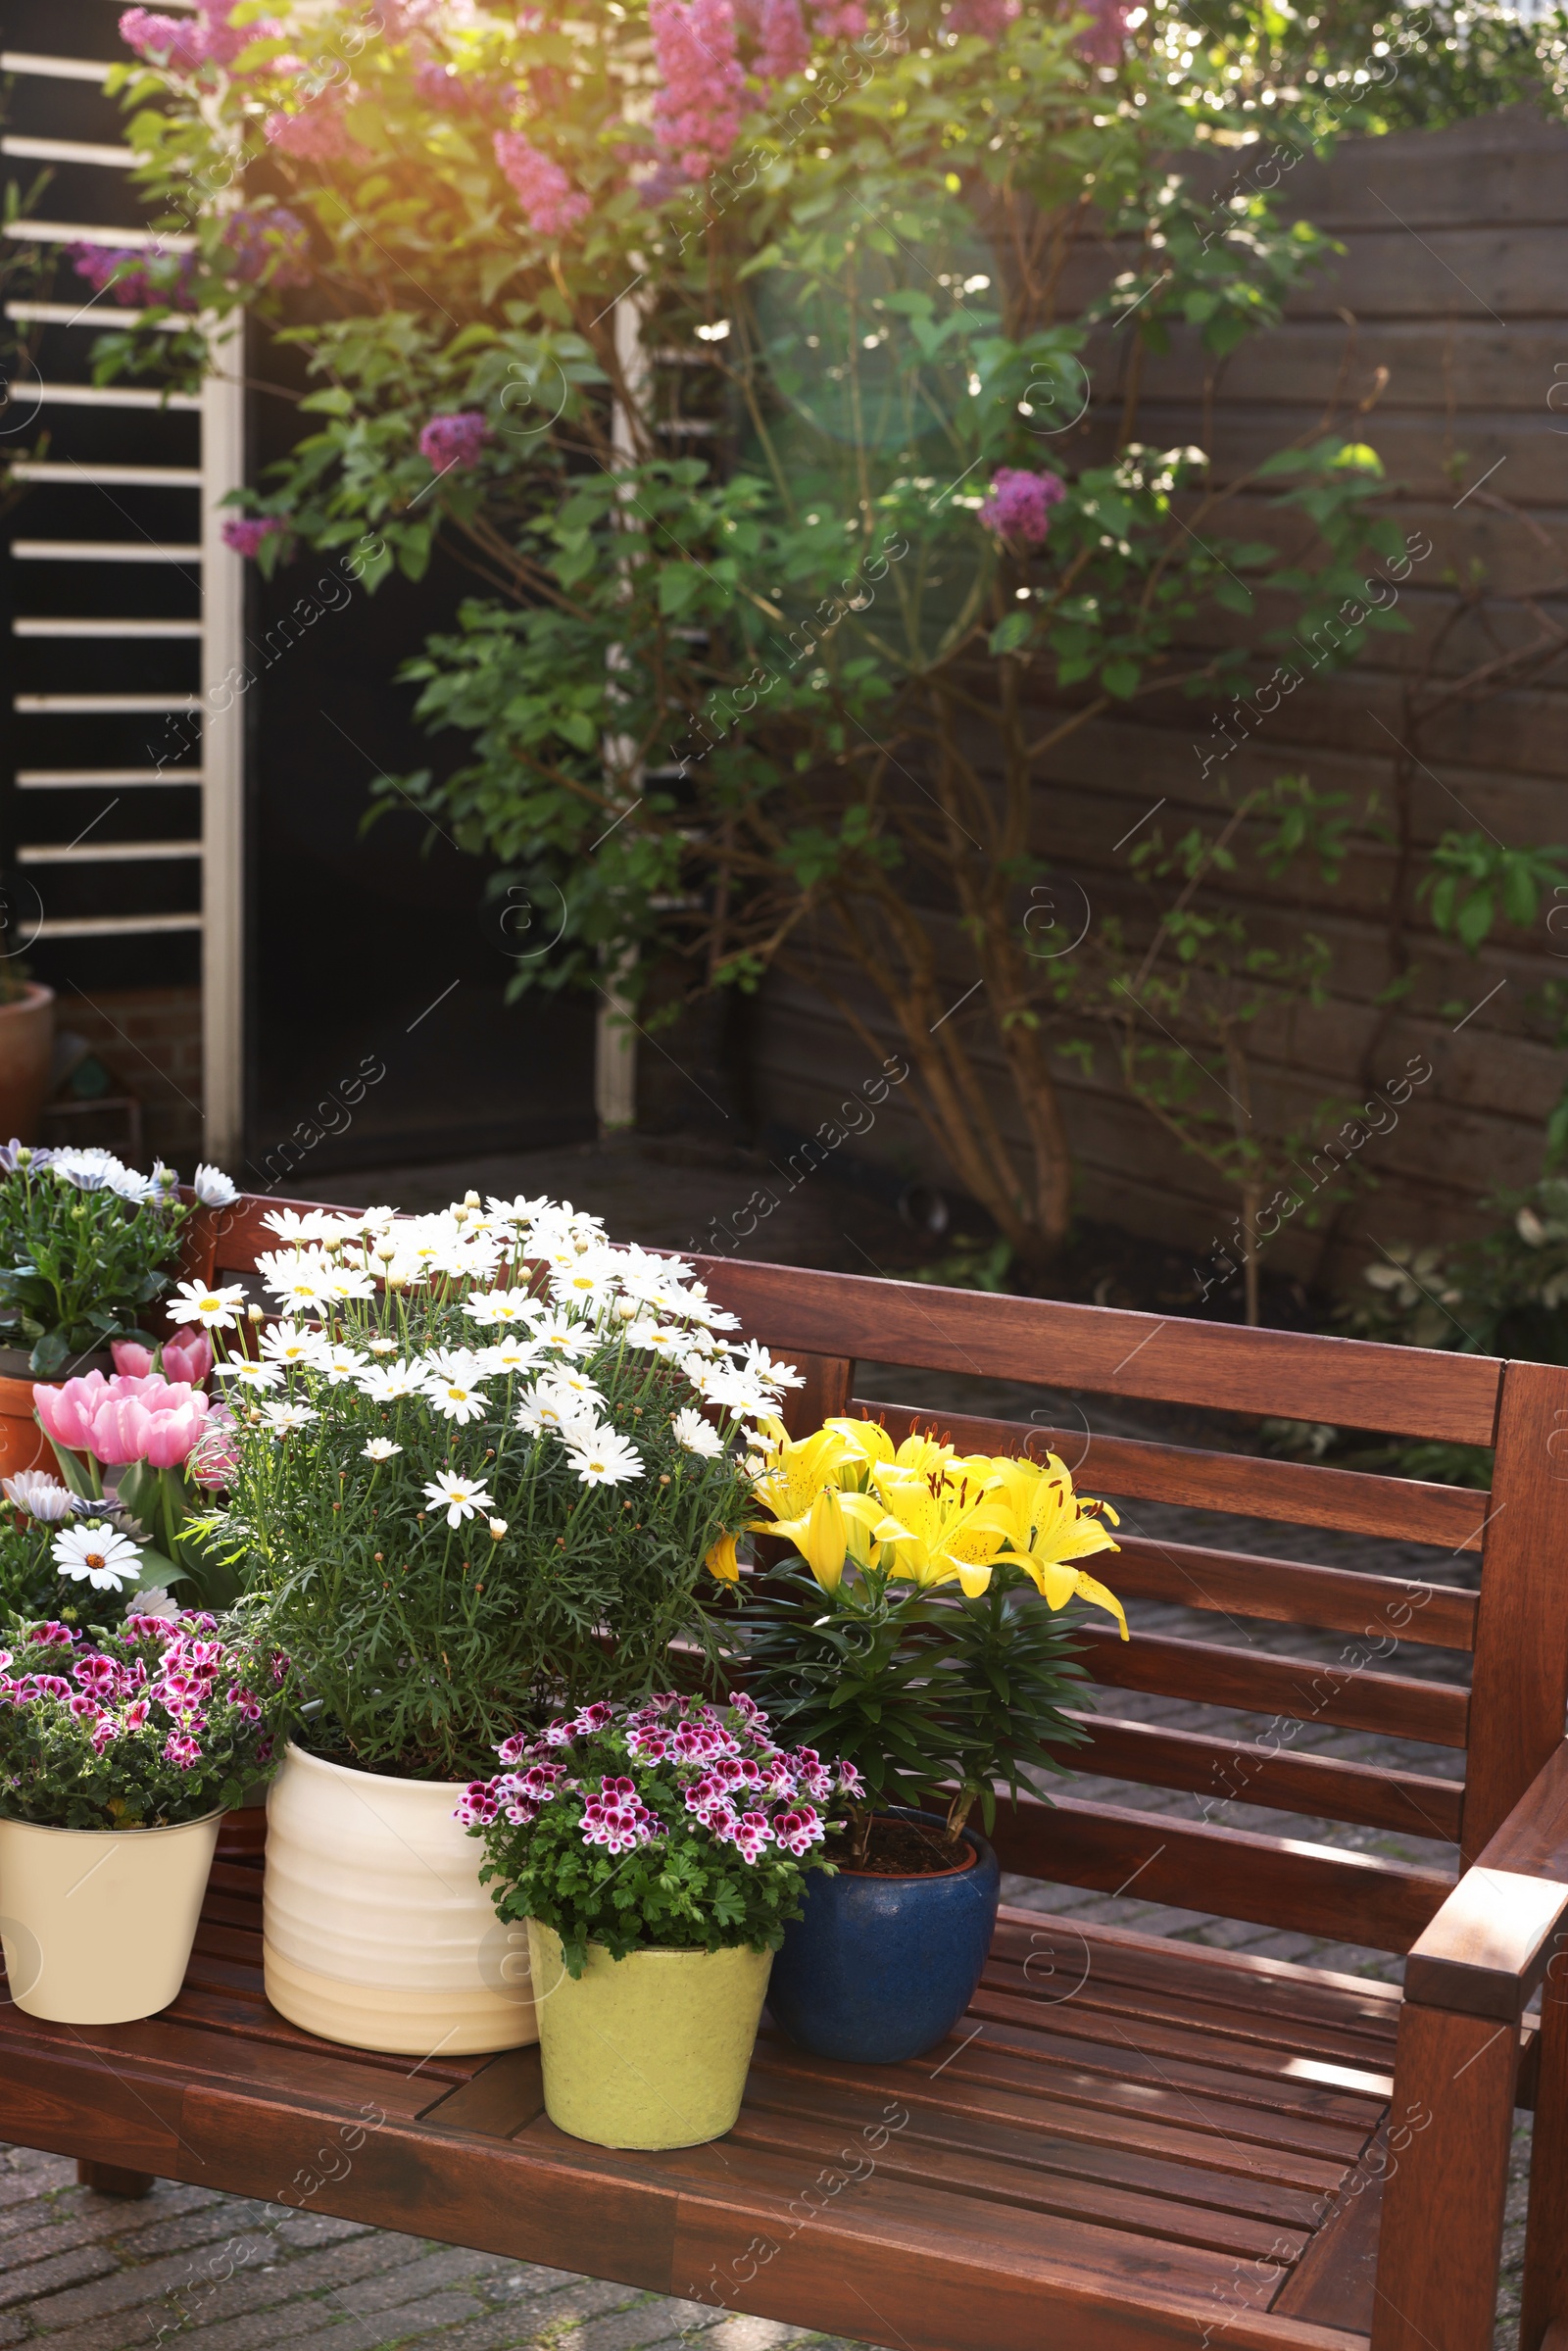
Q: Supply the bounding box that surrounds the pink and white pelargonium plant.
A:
[0,1610,291,1830]
[461,1690,855,1978]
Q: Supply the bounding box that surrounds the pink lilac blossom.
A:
[417,412,491,472]
[809,0,866,35]
[222,208,311,288]
[220,517,284,560]
[69,243,198,313]
[265,95,368,165]
[492,132,591,238]
[1077,0,1132,64]
[121,0,279,73]
[650,0,747,180]
[947,0,1018,33]
[755,0,809,78]
[978,465,1067,550]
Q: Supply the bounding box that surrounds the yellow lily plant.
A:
[968,1456,1128,1639]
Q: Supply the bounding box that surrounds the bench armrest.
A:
[1404,1740,1568,2020]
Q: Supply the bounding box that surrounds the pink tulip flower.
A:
[163,1328,213,1387]
[87,1393,154,1467]
[33,1371,110,1452]
[143,1398,210,1469]
[111,1339,155,1378]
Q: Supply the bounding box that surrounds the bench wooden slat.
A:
[1096,1534,1477,1652]
[1069,1623,1469,1748]
[864,1399,1492,1552]
[1063,1712,1465,1842]
[988,1791,1453,1953]
[724,2099,1317,2264]
[694,1256,1502,1445]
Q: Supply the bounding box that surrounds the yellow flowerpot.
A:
[527,1920,771,2149]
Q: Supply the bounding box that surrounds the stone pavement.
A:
[0,1205,1538,2347]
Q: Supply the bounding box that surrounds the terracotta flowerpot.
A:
[0,986,55,1150]
[0,1376,48,1481]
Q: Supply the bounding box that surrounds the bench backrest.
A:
[181,1195,1568,1951]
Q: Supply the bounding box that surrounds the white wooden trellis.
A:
[2,8,245,1165]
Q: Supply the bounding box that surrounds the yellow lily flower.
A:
[749,1424,861,1526]
[764,1487,885,1593]
[968,1457,1128,1638]
[704,1533,741,1585]
[868,1474,1005,1597]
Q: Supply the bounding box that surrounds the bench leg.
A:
[1522,1948,1568,2351]
[76,2161,155,2198]
[1370,2000,1519,2351]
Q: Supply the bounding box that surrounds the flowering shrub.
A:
[745,1418,1124,1849]
[0,1610,290,1830]
[463,1691,846,1976]
[86,0,1420,1280]
[0,1147,234,1377]
[207,1193,799,1778]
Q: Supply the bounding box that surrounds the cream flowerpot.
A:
[528,1920,771,2149]
[263,1742,537,2056]
[0,1808,221,2024]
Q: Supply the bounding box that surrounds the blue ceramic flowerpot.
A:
[766,1809,1001,2064]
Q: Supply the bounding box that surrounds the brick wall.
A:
[45,987,205,1172]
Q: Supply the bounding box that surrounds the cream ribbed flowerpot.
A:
[0,1809,221,2024]
[263,1742,537,2056]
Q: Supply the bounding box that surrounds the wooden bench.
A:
[22,1193,1568,2351]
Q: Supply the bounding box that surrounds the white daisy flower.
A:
[3,1470,77,1523]
[671,1407,723,1458]
[362,1438,403,1462]
[258,1321,330,1370]
[736,1341,806,1392]
[529,1313,592,1360]
[464,1286,545,1328]
[366,1337,400,1355]
[422,1472,496,1529]
[514,1382,597,1442]
[358,1359,428,1403]
[425,1374,490,1427]
[260,1400,318,1436]
[487,1516,509,1539]
[168,1280,248,1330]
[261,1208,342,1244]
[485,1193,559,1226]
[318,1343,369,1385]
[192,1162,239,1207]
[52,1519,141,1592]
[215,1357,283,1393]
[699,1370,776,1414]
[478,1339,543,1377]
[563,1428,644,1488]
[319,1266,377,1304]
[256,1250,336,1313]
[548,1369,606,1406]
[623,1321,687,1358]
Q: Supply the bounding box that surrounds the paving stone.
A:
[0,2240,122,2311]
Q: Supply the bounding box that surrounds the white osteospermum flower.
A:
[260,1400,318,1436]
[422,1471,496,1529]
[671,1407,723,1459]
[425,1373,490,1427]
[3,1471,77,1523]
[259,1321,331,1370]
[192,1162,239,1207]
[564,1427,645,1488]
[216,1357,283,1394]
[53,1519,141,1592]
[358,1359,428,1402]
[168,1280,248,1330]
[362,1438,403,1462]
